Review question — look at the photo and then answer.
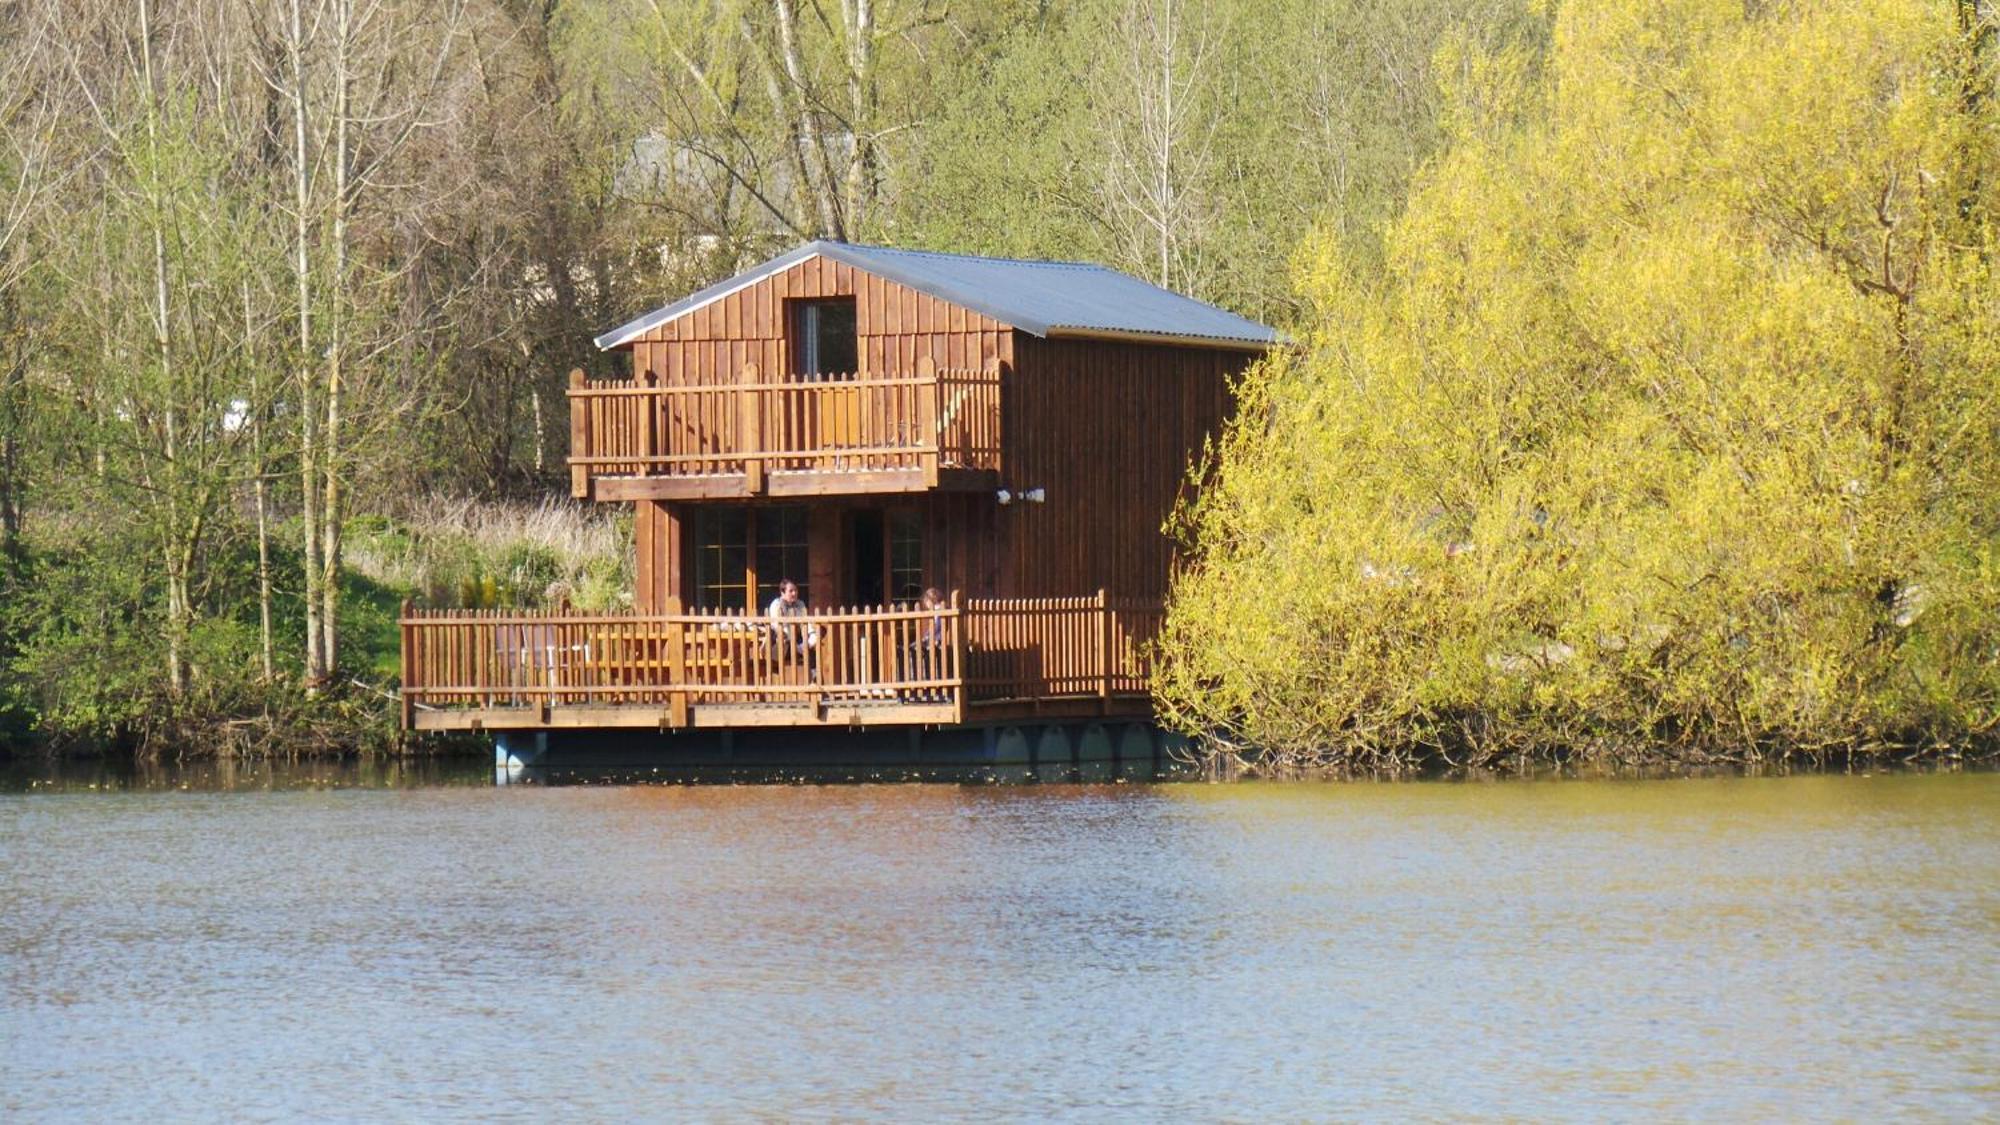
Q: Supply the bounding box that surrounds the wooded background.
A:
[0,0,1534,752]
[0,0,1991,767]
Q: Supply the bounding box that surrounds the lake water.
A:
[3,763,1996,1120]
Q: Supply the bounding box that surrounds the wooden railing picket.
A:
[949,590,966,721]
[398,600,416,725]
[640,370,659,477]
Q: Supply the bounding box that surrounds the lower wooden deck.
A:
[400,597,1162,734]
[409,694,1149,733]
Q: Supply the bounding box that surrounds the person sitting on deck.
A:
[765,579,819,672]
[902,587,948,701]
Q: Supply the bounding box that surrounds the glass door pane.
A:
[754,506,810,610]
[692,508,750,611]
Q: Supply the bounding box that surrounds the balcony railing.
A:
[568,356,1001,498]
[398,594,1162,731]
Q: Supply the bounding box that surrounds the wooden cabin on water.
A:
[399,241,1273,750]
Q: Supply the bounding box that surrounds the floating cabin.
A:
[398,241,1274,768]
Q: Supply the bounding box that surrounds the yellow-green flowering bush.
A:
[1159,0,2000,771]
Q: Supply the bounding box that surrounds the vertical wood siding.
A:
[615,253,1252,610]
[628,255,1014,383]
[999,336,1249,600]
[633,499,683,613]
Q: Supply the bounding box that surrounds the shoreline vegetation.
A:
[2,1,1995,777]
[1157,0,2000,776]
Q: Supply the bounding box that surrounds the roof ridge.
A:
[596,240,1276,351]
[828,240,1109,272]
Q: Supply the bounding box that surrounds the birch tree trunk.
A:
[842,0,875,233]
[320,0,352,679]
[773,0,843,239]
[0,293,22,554]
[136,0,189,697]
[287,0,326,686]
[244,280,275,683]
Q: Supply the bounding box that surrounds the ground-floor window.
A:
[690,505,809,611]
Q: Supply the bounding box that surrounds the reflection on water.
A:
[0,754,494,793]
[0,754,1193,793]
[2,768,1996,1119]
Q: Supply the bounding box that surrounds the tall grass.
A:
[345,496,632,611]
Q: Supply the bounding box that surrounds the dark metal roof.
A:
[594,240,1277,351]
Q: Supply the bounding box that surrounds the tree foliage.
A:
[0,0,1521,754]
[1159,0,2000,771]
[895,0,1535,321]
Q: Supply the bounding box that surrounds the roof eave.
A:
[1043,325,1276,352]
[593,242,830,350]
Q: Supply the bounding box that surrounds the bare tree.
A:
[260,0,468,682]
[0,1,70,551]
[589,0,951,250]
[36,0,274,696]
[1093,0,1224,293]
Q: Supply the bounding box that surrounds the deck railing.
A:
[400,602,965,724]
[964,594,1162,702]
[568,356,1002,494]
[399,593,1163,728]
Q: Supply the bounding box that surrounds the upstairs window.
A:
[793,297,857,378]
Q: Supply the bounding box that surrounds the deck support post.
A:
[741,364,765,493]
[666,596,688,728]
[950,589,967,724]
[567,369,588,498]
[1098,588,1112,712]
[398,599,416,729]
[985,356,1004,480]
[641,369,659,477]
[917,355,940,486]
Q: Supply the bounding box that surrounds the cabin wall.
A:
[627,256,1015,382]
[628,336,1247,611]
[614,255,1250,609]
[633,499,681,611]
[634,494,1001,613]
[999,335,1248,599]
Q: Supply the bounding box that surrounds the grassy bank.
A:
[0,496,628,760]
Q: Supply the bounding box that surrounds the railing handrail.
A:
[566,367,997,396]
[400,604,960,627]
[401,598,1164,621]
[568,442,939,467]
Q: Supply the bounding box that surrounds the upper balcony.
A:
[567,356,1002,502]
